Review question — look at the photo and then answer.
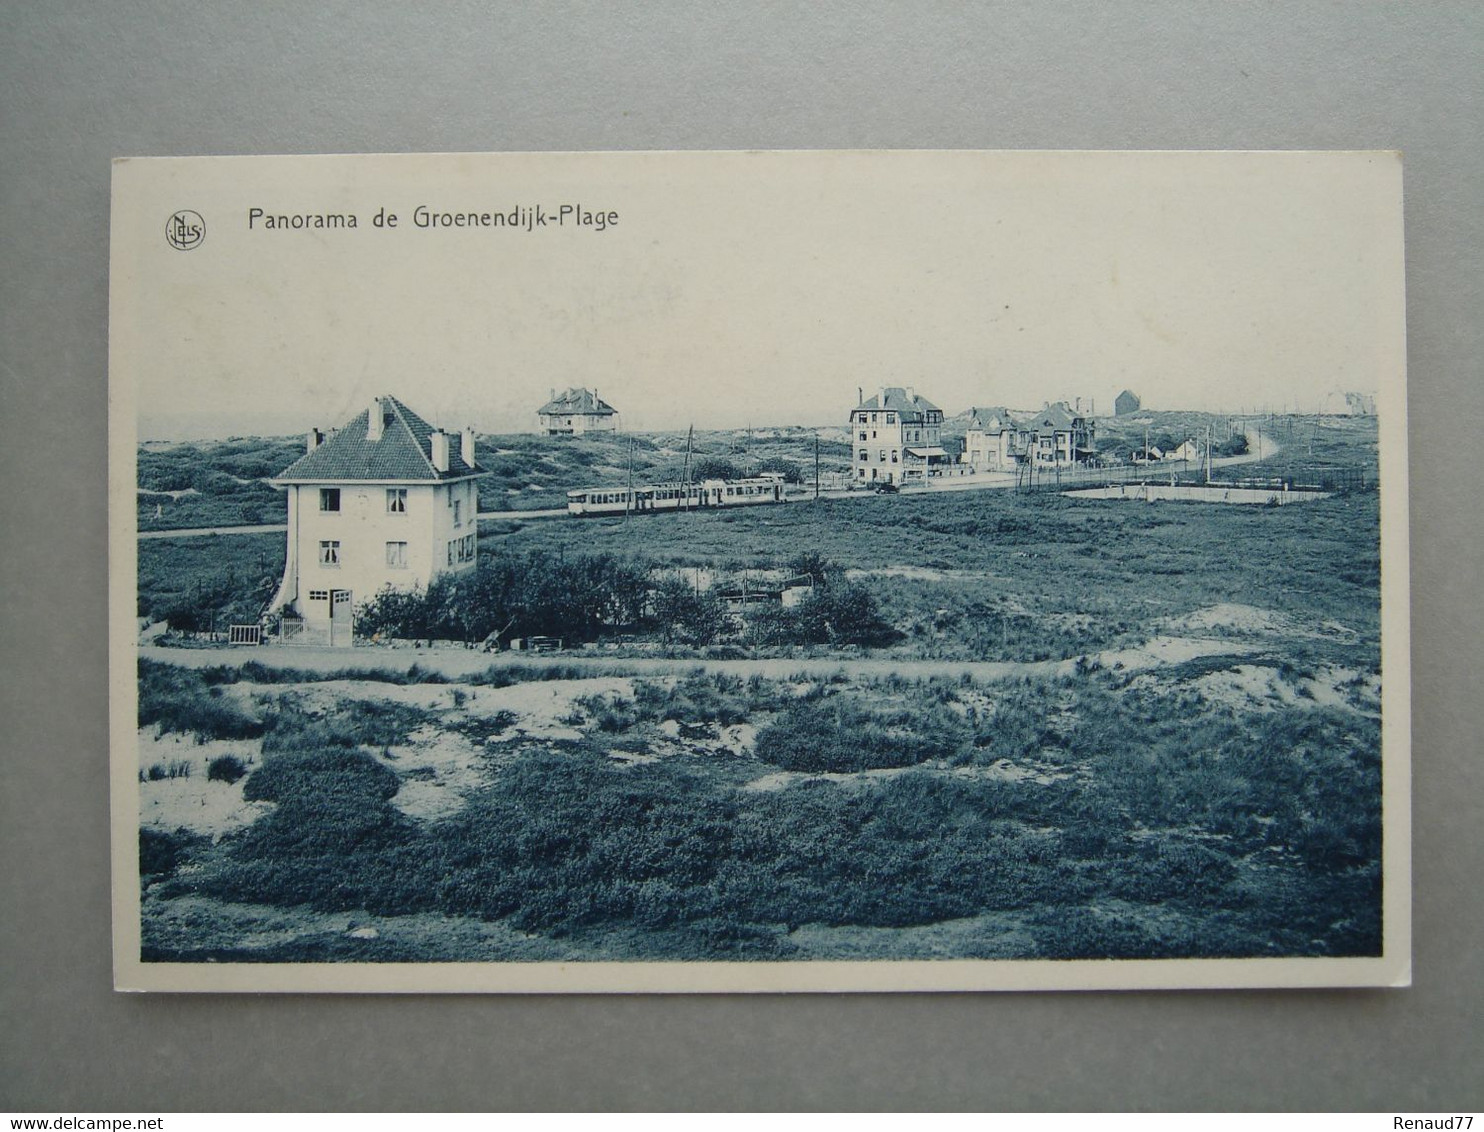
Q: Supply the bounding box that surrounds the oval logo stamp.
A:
[165,210,205,251]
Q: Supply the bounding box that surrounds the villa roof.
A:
[966,406,1014,432]
[1028,401,1082,434]
[854,387,941,421]
[273,395,483,483]
[539,387,617,416]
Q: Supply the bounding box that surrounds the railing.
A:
[228,624,262,646]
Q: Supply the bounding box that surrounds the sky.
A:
[113,151,1406,439]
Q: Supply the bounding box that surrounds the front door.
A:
[330,588,354,647]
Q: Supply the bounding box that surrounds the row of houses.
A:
[536,386,1146,455]
[853,388,1101,485]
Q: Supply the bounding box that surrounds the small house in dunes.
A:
[268,395,487,645]
[1167,439,1199,463]
[537,387,619,435]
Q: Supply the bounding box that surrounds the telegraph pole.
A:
[682,425,693,512]
[625,437,634,520]
[814,431,820,501]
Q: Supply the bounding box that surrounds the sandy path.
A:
[138,523,288,539]
[140,635,1256,684]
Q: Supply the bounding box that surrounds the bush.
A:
[144,760,192,781]
[753,695,968,772]
[138,659,265,741]
[207,755,248,784]
[356,551,654,645]
[243,746,401,805]
[692,457,741,481]
[140,827,207,878]
[755,456,803,484]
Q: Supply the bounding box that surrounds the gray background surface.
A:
[2,0,1479,1112]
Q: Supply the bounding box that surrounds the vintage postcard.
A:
[110,151,1409,992]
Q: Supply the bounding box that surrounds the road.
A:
[139,634,1253,683]
[137,429,1278,538]
[139,522,289,540]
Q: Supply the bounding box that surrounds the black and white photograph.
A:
[109,149,1409,992]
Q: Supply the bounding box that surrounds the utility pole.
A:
[625,437,634,520]
[814,431,820,501]
[682,425,693,512]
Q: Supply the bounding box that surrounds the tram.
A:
[566,474,787,516]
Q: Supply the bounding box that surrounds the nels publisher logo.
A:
[165,209,205,251]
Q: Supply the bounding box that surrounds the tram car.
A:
[567,474,787,516]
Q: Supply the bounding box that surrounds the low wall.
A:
[1063,483,1331,506]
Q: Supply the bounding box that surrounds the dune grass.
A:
[146,663,1382,962]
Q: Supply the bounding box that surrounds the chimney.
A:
[1075,396,1082,414]
[430,430,450,473]
[857,387,863,406]
[906,386,916,403]
[549,387,555,402]
[460,426,476,469]
[367,396,383,441]
[306,427,323,454]
[878,387,887,407]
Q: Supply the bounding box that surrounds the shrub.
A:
[260,700,432,753]
[144,760,192,781]
[754,456,803,484]
[753,695,968,772]
[692,457,741,481]
[138,659,265,741]
[140,827,207,878]
[207,755,248,784]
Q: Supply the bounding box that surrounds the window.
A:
[386,488,406,513]
[460,534,476,563]
[859,432,866,441]
[453,499,462,527]
[879,449,887,462]
[886,414,895,424]
[448,541,455,567]
[859,451,867,462]
[891,451,898,463]
[385,541,408,569]
[308,590,329,601]
[319,488,340,512]
[318,541,340,566]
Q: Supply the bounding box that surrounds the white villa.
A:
[537,387,619,435]
[268,395,487,645]
[1026,401,1097,467]
[959,405,1025,471]
[850,386,948,484]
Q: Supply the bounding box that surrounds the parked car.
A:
[874,481,900,494]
